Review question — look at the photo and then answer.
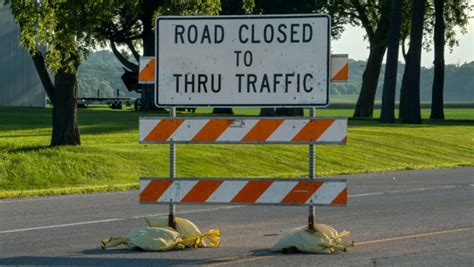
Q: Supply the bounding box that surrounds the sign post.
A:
[308,107,316,230]
[168,107,176,229]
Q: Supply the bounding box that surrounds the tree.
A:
[8,0,111,146]
[398,0,469,121]
[430,0,446,119]
[350,0,390,118]
[429,0,470,119]
[399,0,425,123]
[380,0,403,123]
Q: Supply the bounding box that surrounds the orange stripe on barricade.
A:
[281,181,323,204]
[331,187,348,205]
[331,63,348,81]
[231,181,273,203]
[181,180,224,202]
[192,119,234,142]
[140,180,173,202]
[139,59,155,82]
[292,119,334,142]
[241,119,283,142]
[144,119,185,142]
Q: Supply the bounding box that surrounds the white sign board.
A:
[155,15,330,107]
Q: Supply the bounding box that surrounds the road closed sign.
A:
[155,15,330,107]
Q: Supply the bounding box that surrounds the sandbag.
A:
[101,218,221,251]
[271,224,353,254]
[146,216,220,247]
[101,227,184,251]
[181,229,221,248]
[146,217,201,238]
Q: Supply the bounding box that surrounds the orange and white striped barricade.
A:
[139,116,348,229]
[139,117,347,144]
[140,178,347,206]
[138,56,155,84]
[330,54,349,82]
[138,15,350,232]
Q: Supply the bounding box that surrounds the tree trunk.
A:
[353,44,387,118]
[30,51,80,146]
[399,0,425,124]
[31,53,56,104]
[51,68,81,146]
[352,0,389,118]
[380,0,403,123]
[430,0,445,119]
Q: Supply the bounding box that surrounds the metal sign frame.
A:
[154,14,331,108]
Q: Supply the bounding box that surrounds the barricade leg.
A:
[308,107,316,230]
[169,107,177,229]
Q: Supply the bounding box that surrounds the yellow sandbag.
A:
[271,224,353,254]
[146,217,201,238]
[181,229,221,248]
[101,227,185,251]
[101,217,221,251]
[101,236,127,249]
[145,216,220,248]
[200,229,221,247]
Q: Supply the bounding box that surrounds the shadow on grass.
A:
[1,106,472,134]
[6,145,53,153]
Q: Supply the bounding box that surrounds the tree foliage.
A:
[7,0,117,146]
[8,0,112,74]
[400,0,470,59]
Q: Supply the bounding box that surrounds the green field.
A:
[0,106,472,198]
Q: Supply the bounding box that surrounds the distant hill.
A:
[78,51,473,102]
[77,50,139,98]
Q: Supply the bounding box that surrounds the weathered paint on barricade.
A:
[140,178,347,206]
[139,117,347,144]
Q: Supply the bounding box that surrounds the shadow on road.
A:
[0,255,206,265]
[0,248,278,265]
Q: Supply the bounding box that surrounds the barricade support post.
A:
[308,107,316,230]
[168,107,176,229]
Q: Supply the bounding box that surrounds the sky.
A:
[332,18,474,67]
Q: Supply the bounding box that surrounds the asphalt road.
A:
[1,167,473,266]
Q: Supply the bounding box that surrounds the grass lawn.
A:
[0,106,472,198]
